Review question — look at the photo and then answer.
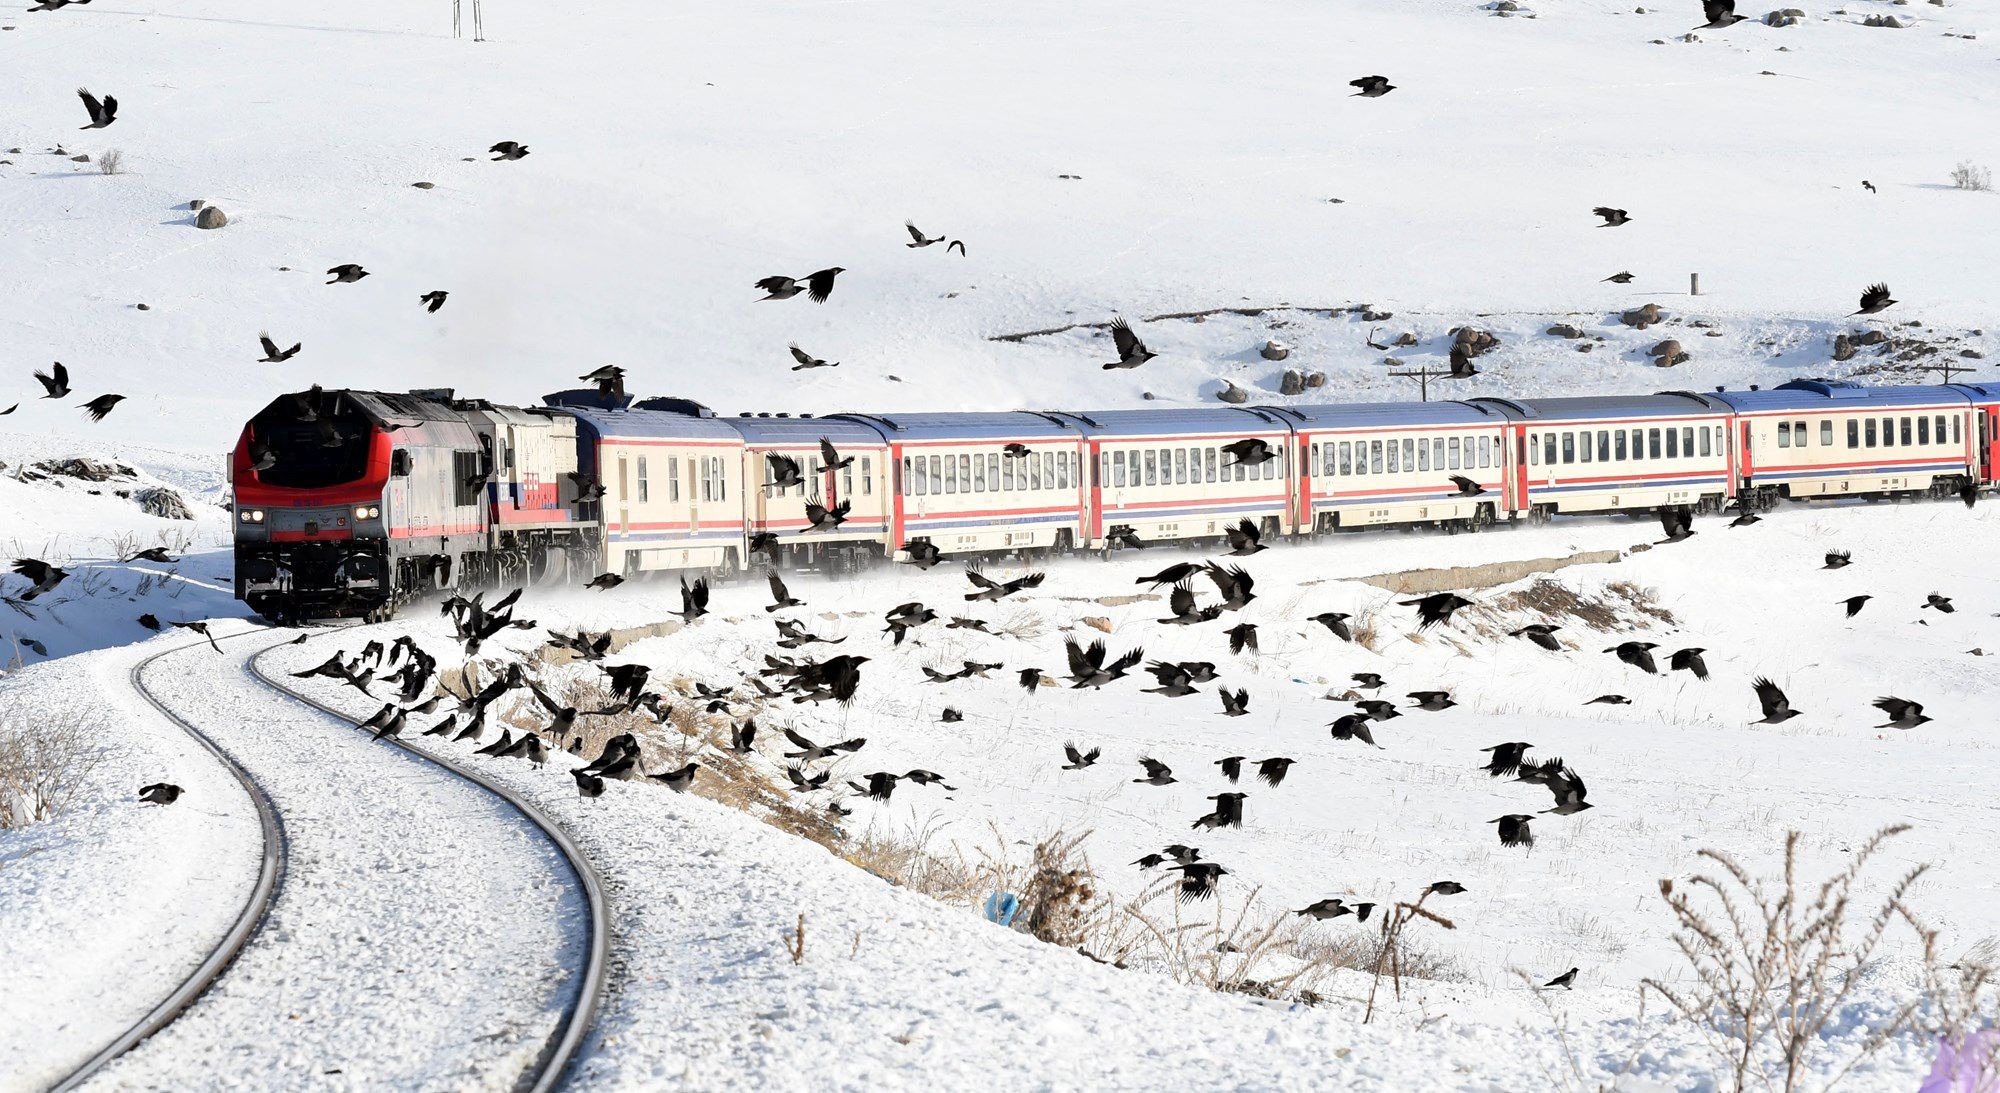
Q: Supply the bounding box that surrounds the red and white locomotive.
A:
[231,379,2000,620]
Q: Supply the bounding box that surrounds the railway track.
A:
[50,626,606,1092]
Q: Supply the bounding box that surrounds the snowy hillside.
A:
[1,0,1997,450]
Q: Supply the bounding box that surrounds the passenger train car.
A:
[231,378,1996,620]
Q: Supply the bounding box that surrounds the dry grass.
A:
[0,711,100,830]
[97,149,125,175]
[1952,161,1993,193]
[1641,825,1931,1091]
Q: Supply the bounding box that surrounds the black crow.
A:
[489,141,529,160]
[137,613,162,631]
[10,558,69,600]
[359,703,406,740]
[1593,207,1631,227]
[905,221,945,247]
[1824,550,1852,570]
[78,87,117,129]
[1294,899,1351,921]
[326,264,369,284]
[1586,694,1632,705]
[34,362,70,399]
[139,783,182,805]
[1139,562,1203,588]
[1223,518,1267,557]
[789,344,837,371]
[965,569,1044,602]
[804,495,850,532]
[786,765,830,791]
[1729,511,1761,528]
[1607,641,1659,674]
[1491,814,1535,848]
[1752,677,1802,723]
[650,763,700,792]
[1923,592,1954,613]
[1194,793,1246,830]
[1448,475,1485,497]
[767,571,803,611]
[765,453,805,491]
[1328,714,1379,746]
[1226,622,1258,655]
[1544,967,1579,990]
[1669,647,1709,680]
[1221,439,1277,467]
[1850,283,1896,316]
[758,267,844,303]
[170,620,222,652]
[1107,526,1146,549]
[1142,660,1201,698]
[1862,180,1876,193]
[940,707,963,723]
[573,770,606,800]
[1658,506,1696,543]
[1219,687,1250,717]
[851,771,900,801]
[1309,612,1353,641]
[81,394,124,421]
[579,366,625,399]
[1061,743,1099,770]
[475,729,515,756]
[1204,562,1256,610]
[1256,757,1292,786]
[782,727,866,762]
[945,616,991,633]
[946,239,966,256]
[1482,741,1532,777]
[1510,623,1563,651]
[1408,690,1456,712]
[902,539,944,569]
[1698,0,1750,27]
[1158,582,1223,625]
[1401,592,1472,629]
[1355,698,1401,722]
[586,572,624,591]
[1542,768,1591,815]
[420,290,449,313]
[815,438,853,473]
[1003,442,1033,459]
[1133,757,1176,786]
[1351,672,1385,691]
[1018,667,1045,693]
[1216,756,1244,783]
[1102,318,1156,369]
[1426,881,1466,896]
[1603,271,1635,284]
[1171,862,1227,903]
[675,576,710,622]
[1872,696,1932,729]
[258,335,301,363]
[1066,637,1144,688]
[902,769,955,790]
[1840,595,1872,618]
[883,601,937,644]
[729,719,759,753]
[124,546,178,564]
[1349,75,1394,97]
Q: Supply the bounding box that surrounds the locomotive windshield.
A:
[247,390,374,488]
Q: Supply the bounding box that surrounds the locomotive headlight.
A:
[354,505,380,520]
[239,509,265,523]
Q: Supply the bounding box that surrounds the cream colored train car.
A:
[1712,380,1975,504]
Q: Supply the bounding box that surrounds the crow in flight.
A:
[258,334,301,363]
[1607,641,1660,674]
[1922,592,1954,613]
[1067,637,1144,688]
[1752,677,1802,724]
[420,290,449,312]
[1491,814,1535,848]
[78,87,117,129]
[765,453,805,491]
[1132,756,1176,786]
[1309,612,1353,641]
[489,141,529,160]
[1226,622,1258,655]
[1658,506,1696,543]
[1349,75,1395,97]
[1449,475,1484,497]
[1221,439,1276,468]
[1840,594,1872,618]
[81,394,124,421]
[1851,283,1896,316]
[1408,690,1456,712]
[1872,696,1932,729]
[1061,743,1099,770]
[1592,207,1631,227]
[1669,647,1709,680]
[789,345,837,371]
[585,572,624,591]
[1510,623,1563,651]
[1171,863,1227,904]
[1401,592,1472,629]
[767,572,803,611]
[965,569,1044,602]
[1603,271,1635,284]
[326,264,369,284]
[675,576,711,622]
[1698,0,1750,27]
[804,495,850,532]
[139,783,182,805]
[756,267,845,303]
[10,558,69,600]
[1158,582,1223,625]
[1482,741,1532,777]
[905,221,945,247]
[1256,757,1292,786]
[1102,318,1156,369]
[1824,550,1852,570]
[1204,562,1256,610]
[1219,687,1250,717]
[1223,518,1267,557]
[1138,562,1203,588]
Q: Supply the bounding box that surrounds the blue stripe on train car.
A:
[1751,462,1964,481]
[1533,473,1730,494]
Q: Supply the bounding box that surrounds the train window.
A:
[1266,454,1279,479]
[943,456,958,494]
[1543,434,1557,466]
[960,454,972,491]
[1369,440,1384,474]
[1666,429,1678,458]
[1140,449,1154,486]
[1592,432,1605,462]
[1415,438,1429,472]
[843,461,856,497]
[972,455,987,492]
[638,456,650,502]
[1173,448,1187,485]
[1063,452,1075,489]
[1205,447,1215,483]
[989,454,1000,491]
[668,457,680,502]
[1109,451,1124,488]
[1700,429,1712,457]
[1233,456,1247,482]
[926,454,940,493]
[1647,429,1661,459]
[1817,421,1830,448]
[1953,416,1962,444]
[1788,422,1802,448]
[1683,427,1695,455]
[1400,439,1413,473]
[1386,439,1400,474]
[1578,433,1592,464]
[1561,433,1575,464]
[1527,434,1537,465]
[1444,437,1458,470]
[1848,420,1859,448]
[1614,431,1627,460]
[1864,419,1877,447]
[1880,417,1894,448]
[1919,417,1930,445]
[1900,417,1912,446]
[904,456,916,496]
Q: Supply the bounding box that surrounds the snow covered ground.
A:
[1,0,1996,449]
[5,0,1999,1088]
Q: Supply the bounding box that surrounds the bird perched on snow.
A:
[77,87,117,129]
[1592,207,1631,227]
[1824,550,1852,570]
[1543,967,1580,990]
[1872,696,1932,729]
[1697,0,1750,27]
[1669,647,1709,680]
[1752,677,1802,724]
[1602,271,1635,284]
[1606,641,1660,674]
[139,783,182,805]
[326,264,369,284]
[585,572,624,591]
[34,362,71,400]
[420,290,449,313]
[1101,318,1156,370]
[573,770,606,800]
[258,334,301,363]
[1851,283,1896,316]
[1349,75,1395,97]
[81,394,125,421]
[1061,743,1099,770]
[756,267,845,303]
[489,141,529,161]
[1401,592,1473,629]
[650,763,700,792]
[789,344,838,371]
[1490,814,1535,848]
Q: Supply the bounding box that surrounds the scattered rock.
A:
[27,457,137,483]
[1853,329,1889,346]
[411,181,436,189]
[1650,339,1691,366]
[1862,13,1905,25]
[135,487,195,521]
[1261,339,1291,362]
[1216,381,1250,404]
[1325,197,1345,204]
[1280,369,1307,396]
[1080,616,1114,634]
[1621,303,1664,329]
[1765,9,1800,25]
[135,303,151,311]
[195,205,228,229]
[1305,371,1328,389]
[1451,327,1501,357]
[1962,349,1985,359]
[1361,308,1393,322]
[1546,323,1584,339]
[1394,332,1419,347]
[1576,343,1595,353]
[70,154,90,163]
[1833,334,1857,361]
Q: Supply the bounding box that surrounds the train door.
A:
[1510,424,1529,512]
[617,455,630,538]
[1082,440,1102,545]
[503,424,520,510]
[688,454,701,541]
[1739,421,1754,482]
[1979,407,1998,484]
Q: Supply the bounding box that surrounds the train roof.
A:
[342,390,475,425]
[1950,383,2000,401]
[1713,379,1970,412]
[548,397,744,442]
[1280,400,1509,430]
[724,413,887,447]
[1044,406,1294,438]
[1468,391,1733,422]
[823,410,1082,440]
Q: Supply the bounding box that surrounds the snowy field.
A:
[5,0,2000,1088]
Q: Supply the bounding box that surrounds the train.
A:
[230,378,2000,620]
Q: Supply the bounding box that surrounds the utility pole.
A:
[1928,359,1978,385]
[453,0,484,41]
[1690,272,1700,296]
[1387,367,1451,402]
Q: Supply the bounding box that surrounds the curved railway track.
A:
[49,626,607,1093]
